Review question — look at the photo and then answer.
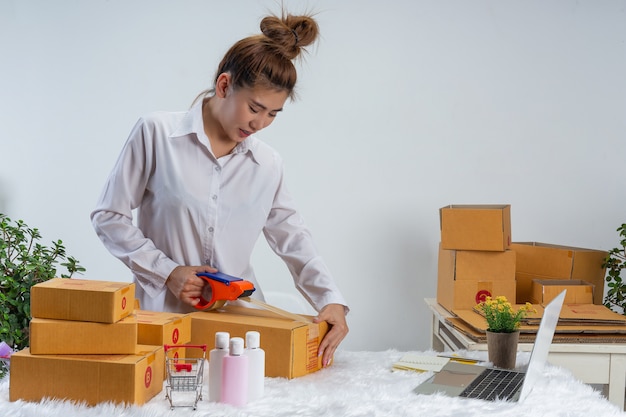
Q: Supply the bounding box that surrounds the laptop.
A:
[413,290,566,402]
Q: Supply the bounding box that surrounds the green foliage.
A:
[603,223,626,316]
[0,213,85,377]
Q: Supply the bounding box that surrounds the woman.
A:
[91,10,348,366]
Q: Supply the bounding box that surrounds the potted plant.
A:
[476,296,535,369]
[0,213,85,377]
[603,223,626,315]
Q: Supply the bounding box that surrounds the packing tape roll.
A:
[202,300,226,311]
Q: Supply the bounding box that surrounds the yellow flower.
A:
[476,295,535,333]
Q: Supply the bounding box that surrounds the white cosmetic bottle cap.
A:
[246,331,260,349]
[230,337,244,356]
[215,332,230,349]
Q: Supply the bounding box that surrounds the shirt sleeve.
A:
[262,165,349,314]
[90,118,179,297]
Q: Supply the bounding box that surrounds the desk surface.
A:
[425,298,626,354]
[425,298,626,410]
[1,350,624,417]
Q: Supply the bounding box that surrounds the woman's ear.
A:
[215,73,231,99]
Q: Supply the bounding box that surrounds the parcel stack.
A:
[437,204,609,310]
[9,278,191,406]
[437,204,516,312]
[436,204,626,344]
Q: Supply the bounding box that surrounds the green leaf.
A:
[0,213,86,350]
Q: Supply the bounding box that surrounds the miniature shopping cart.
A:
[0,355,9,376]
[0,341,11,377]
[164,344,207,410]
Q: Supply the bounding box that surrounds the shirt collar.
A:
[171,99,259,164]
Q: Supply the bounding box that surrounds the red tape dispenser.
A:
[195,272,255,310]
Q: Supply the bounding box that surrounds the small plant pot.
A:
[486,330,519,369]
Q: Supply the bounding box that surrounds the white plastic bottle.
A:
[208,331,230,402]
[245,331,265,401]
[220,337,249,406]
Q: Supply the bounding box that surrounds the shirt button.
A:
[215,166,221,172]
[212,195,217,201]
[208,227,214,233]
[204,259,210,265]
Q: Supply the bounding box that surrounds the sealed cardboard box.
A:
[31,278,135,323]
[440,204,511,251]
[189,305,328,379]
[135,310,191,380]
[512,242,607,304]
[29,315,137,355]
[437,246,516,311]
[135,310,192,346]
[531,279,594,305]
[9,345,163,406]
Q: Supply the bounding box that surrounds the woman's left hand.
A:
[314,304,349,367]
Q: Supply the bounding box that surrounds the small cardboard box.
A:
[511,242,607,304]
[9,345,163,406]
[531,279,594,305]
[135,310,192,346]
[437,246,516,311]
[440,204,511,251]
[135,310,192,380]
[29,315,138,355]
[189,305,328,379]
[31,278,135,323]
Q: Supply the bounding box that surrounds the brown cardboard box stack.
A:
[437,204,516,312]
[10,278,328,406]
[436,205,626,344]
[9,278,173,406]
[437,204,609,311]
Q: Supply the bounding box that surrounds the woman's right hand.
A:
[166,265,217,307]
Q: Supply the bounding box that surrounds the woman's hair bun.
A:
[260,13,319,60]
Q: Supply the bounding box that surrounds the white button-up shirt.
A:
[91,100,348,314]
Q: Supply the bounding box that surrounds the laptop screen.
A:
[518,290,566,401]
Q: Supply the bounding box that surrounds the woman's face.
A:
[219,83,289,144]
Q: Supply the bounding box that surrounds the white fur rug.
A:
[1,350,624,417]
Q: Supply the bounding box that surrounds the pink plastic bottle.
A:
[220,337,249,406]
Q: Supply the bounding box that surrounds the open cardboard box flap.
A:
[454,303,626,335]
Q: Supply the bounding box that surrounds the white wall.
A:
[1,0,625,352]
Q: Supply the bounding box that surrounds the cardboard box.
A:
[135,310,192,346]
[440,204,511,251]
[531,279,594,305]
[437,246,516,311]
[29,315,138,355]
[31,278,135,323]
[189,305,328,379]
[9,345,163,406]
[511,242,607,304]
[135,310,192,380]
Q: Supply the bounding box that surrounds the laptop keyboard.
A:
[459,368,525,401]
